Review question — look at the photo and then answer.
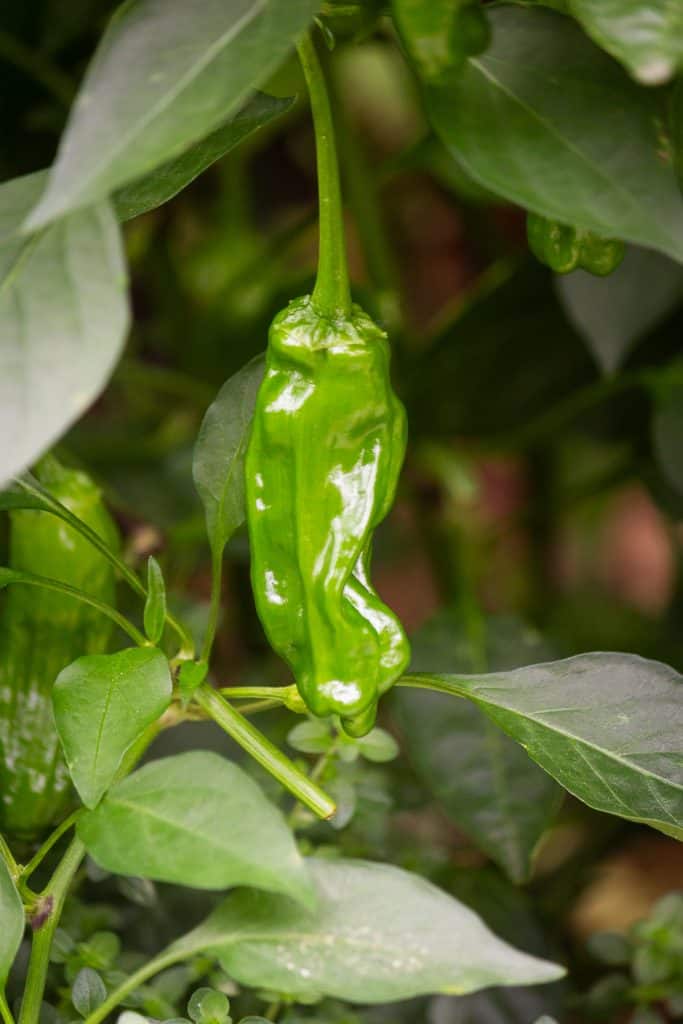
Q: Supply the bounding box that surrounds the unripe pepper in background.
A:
[527,212,625,276]
[246,296,410,737]
[0,457,119,838]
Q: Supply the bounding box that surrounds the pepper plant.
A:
[1,1,683,1023]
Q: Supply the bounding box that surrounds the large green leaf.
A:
[555,247,683,374]
[112,92,293,221]
[0,858,23,989]
[165,858,564,1002]
[53,647,173,808]
[193,355,265,559]
[404,653,683,839]
[431,868,565,1023]
[0,93,289,243]
[426,7,683,262]
[0,195,128,486]
[77,751,314,905]
[25,0,318,228]
[569,0,683,85]
[0,172,44,244]
[392,614,561,883]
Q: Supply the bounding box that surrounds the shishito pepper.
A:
[245,32,409,737]
[245,297,410,737]
[0,457,118,838]
[527,212,625,276]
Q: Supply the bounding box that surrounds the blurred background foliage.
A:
[2,1,683,1022]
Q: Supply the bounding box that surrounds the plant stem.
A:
[82,947,188,1024]
[12,475,195,658]
[201,548,223,663]
[226,698,282,715]
[288,741,339,831]
[297,31,351,319]
[0,31,74,107]
[0,571,147,646]
[0,994,16,1024]
[428,257,520,341]
[219,685,290,700]
[195,685,336,819]
[0,834,19,878]
[19,810,82,886]
[116,360,215,408]
[330,57,402,331]
[398,674,468,697]
[489,368,647,451]
[218,683,304,712]
[18,838,85,1024]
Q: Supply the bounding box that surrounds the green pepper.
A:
[245,295,410,737]
[0,457,118,838]
[527,212,625,276]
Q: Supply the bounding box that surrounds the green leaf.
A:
[287,719,334,755]
[187,988,230,1024]
[72,967,107,1017]
[144,557,167,645]
[53,647,173,808]
[0,171,45,244]
[0,93,290,246]
[193,355,265,559]
[356,728,400,763]
[77,751,314,905]
[393,614,561,884]
[177,660,209,704]
[568,0,683,85]
[426,7,683,263]
[0,191,129,486]
[555,247,683,373]
[25,0,318,229]
[112,92,292,221]
[0,857,23,989]
[405,652,683,840]
[166,858,564,1002]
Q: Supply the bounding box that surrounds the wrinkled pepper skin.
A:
[246,296,410,736]
[527,213,625,276]
[0,458,118,838]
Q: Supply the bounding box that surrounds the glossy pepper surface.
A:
[245,295,410,737]
[527,213,625,276]
[0,458,118,838]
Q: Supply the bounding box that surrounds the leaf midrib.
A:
[40,0,265,211]
[471,54,662,221]
[454,678,683,798]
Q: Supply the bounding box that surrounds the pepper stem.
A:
[195,684,336,819]
[297,31,351,320]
